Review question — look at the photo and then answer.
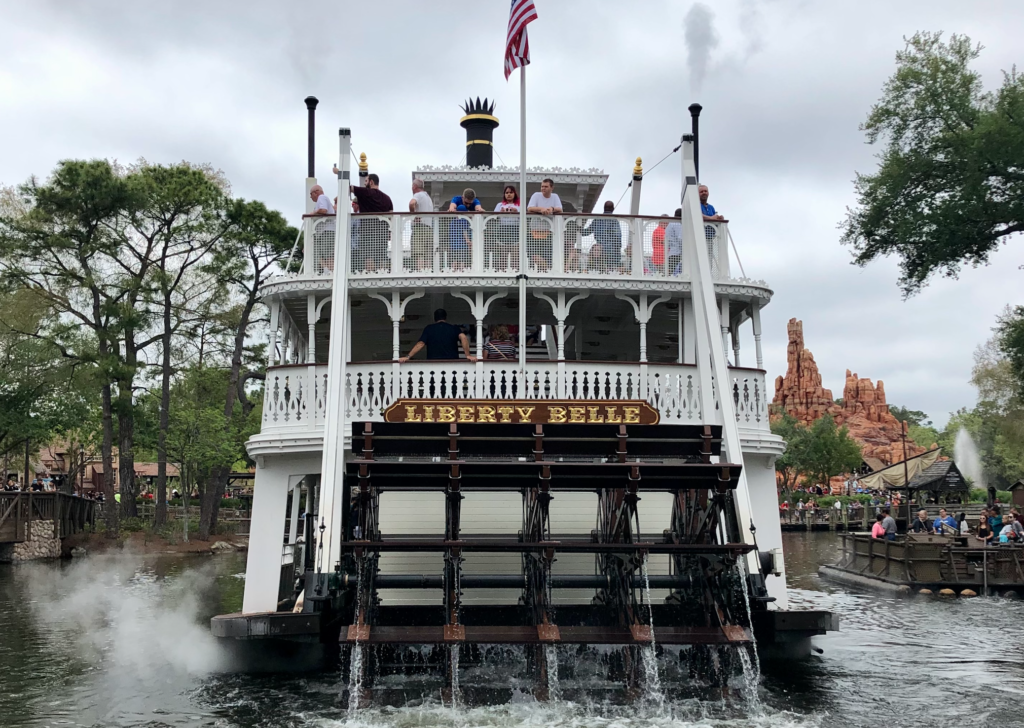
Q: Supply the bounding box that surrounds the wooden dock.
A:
[0,492,96,544]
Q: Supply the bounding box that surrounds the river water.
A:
[2,533,1023,727]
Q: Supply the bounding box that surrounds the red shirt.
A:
[651,226,666,266]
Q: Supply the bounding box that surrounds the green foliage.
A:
[773,413,863,489]
[889,405,931,428]
[841,32,1024,295]
[997,306,1024,392]
[120,516,147,533]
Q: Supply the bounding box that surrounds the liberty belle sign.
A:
[383,399,660,425]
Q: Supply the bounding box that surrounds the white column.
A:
[630,218,644,277]
[682,297,696,365]
[719,294,731,364]
[615,292,670,364]
[732,324,741,368]
[317,127,354,577]
[677,297,684,364]
[268,299,280,367]
[751,301,764,369]
[307,295,317,363]
[288,479,302,545]
[242,461,291,613]
[534,291,589,397]
[629,157,643,215]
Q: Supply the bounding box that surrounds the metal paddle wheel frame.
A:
[332,418,759,702]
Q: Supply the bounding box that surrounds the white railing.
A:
[260,362,768,434]
[300,214,730,281]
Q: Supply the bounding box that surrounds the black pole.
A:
[304,96,319,179]
[688,103,702,182]
[23,438,29,491]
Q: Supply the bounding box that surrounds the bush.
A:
[121,517,146,533]
[997,490,1013,503]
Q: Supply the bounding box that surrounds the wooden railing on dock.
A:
[836,532,1024,588]
[0,492,97,543]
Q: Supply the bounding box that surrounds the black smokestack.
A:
[304,96,319,178]
[688,103,702,181]
[460,97,499,169]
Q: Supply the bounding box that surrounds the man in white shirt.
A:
[310,185,334,215]
[526,178,562,214]
[409,178,434,270]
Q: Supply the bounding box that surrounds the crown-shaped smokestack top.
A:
[459,97,499,169]
[461,97,496,116]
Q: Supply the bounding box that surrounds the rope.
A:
[611,143,682,209]
[727,227,747,279]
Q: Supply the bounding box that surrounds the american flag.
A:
[504,0,538,80]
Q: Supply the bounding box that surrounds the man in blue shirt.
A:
[447,188,484,212]
[698,185,725,221]
[447,205,472,268]
[582,201,622,271]
[932,508,958,535]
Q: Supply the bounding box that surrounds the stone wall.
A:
[0,520,61,563]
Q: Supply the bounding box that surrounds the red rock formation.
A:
[772,318,927,466]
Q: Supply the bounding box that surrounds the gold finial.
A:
[633,156,643,176]
[358,152,368,172]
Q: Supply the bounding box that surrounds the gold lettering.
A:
[515,406,536,423]
[437,406,456,423]
[497,406,514,423]
[568,406,586,423]
[458,406,476,423]
[404,405,421,422]
[623,406,641,424]
[548,406,566,423]
[587,406,605,423]
[604,406,623,423]
[422,405,435,423]
[477,405,496,423]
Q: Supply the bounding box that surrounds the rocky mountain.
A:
[772,318,929,466]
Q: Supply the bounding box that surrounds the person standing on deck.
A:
[871,514,886,539]
[399,308,477,363]
[698,184,725,221]
[881,509,897,541]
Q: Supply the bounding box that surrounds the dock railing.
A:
[0,492,96,543]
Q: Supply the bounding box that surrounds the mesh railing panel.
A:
[705,224,720,279]
[578,216,626,274]
[407,216,434,272]
[311,218,335,275]
[526,216,554,273]
[351,215,392,273]
[483,214,521,272]
[437,214,473,271]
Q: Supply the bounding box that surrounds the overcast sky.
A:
[2,0,1021,428]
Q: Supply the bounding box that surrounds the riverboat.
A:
[211,97,837,700]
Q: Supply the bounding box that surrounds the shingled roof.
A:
[904,460,969,493]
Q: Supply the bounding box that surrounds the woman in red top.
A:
[651,216,669,269]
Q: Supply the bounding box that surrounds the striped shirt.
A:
[485,340,517,359]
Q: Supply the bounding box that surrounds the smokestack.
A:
[688,103,702,181]
[304,96,319,179]
[460,97,499,169]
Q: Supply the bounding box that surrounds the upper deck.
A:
[262,212,771,301]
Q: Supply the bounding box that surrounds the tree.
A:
[771,413,809,491]
[840,32,1024,296]
[0,161,136,535]
[196,200,296,540]
[125,162,232,525]
[888,405,931,428]
[996,305,1024,391]
[798,416,864,489]
[165,367,238,542]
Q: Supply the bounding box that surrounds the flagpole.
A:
[518,64,527,372]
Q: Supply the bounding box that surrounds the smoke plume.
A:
[683,3,719,94]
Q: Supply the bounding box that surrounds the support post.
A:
[534,291,589,397]
[751,302,764,369]
[629,157,643,216]
[316,128,354,578]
